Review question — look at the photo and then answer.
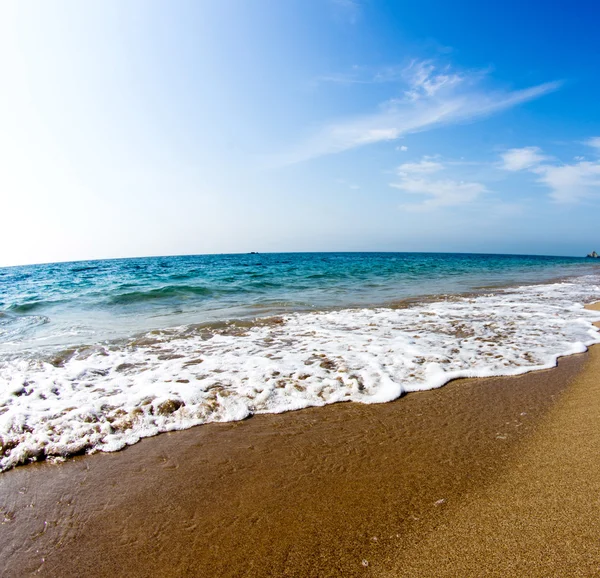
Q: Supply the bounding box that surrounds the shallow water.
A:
[2,252,598,354]
[1,252,599,470]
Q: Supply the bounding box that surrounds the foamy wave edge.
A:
[1,278,599,472]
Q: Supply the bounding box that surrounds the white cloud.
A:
[397,145,408,152]
[391,177,488,211]
[403,60,464,101]
[499,143,600,203]
[391,155,487,210]
[316,65,404,86]
[279,60,561,165]
[500,146,550,171]
[534,161,600,203]
[397,159,444,174]
[586,136,600,150]
[316,72,361,85]
[353,127,400,144]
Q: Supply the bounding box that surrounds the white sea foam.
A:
[0,277,599,471]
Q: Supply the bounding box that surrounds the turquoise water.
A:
[1,252,598,355]
[2,252,600,471]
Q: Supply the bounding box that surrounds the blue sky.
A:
[1,0,600,266]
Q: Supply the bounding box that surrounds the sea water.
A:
[1,252,599,471]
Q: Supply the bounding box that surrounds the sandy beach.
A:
[3,0,600,574]
[0,305,598,577]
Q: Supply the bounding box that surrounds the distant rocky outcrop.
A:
[587,251,599,258]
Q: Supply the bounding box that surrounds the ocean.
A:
[1,252,600,471]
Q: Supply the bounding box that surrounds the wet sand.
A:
[1,306,599,577]
[385,303,600,577]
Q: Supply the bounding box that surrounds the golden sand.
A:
[387,303,600,577]
[0,306,598,576]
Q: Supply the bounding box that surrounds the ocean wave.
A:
[0,278,599,471]
[108,285,215,305]
[70,265,99,273]
[8,301,47,313]
[168,270,203,281]
[0,313,50,343]
[7,297,71,313]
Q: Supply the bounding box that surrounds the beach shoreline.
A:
[3,266,600,474]
[0,305,598,576]
[386,302,600,576]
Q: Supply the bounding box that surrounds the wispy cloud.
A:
[397,158,444,174]
[499,140,600,203]
[391,156,488,210]
[316,61,463,88]
[535,162,600,203]
[392,178,488,211]
[279,60,561,165]
[316,64,406,86]
[499,146,550,171]
[586,136,600,150]
[402,60,465,101]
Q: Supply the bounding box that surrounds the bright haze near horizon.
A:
[1,0,600,267]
